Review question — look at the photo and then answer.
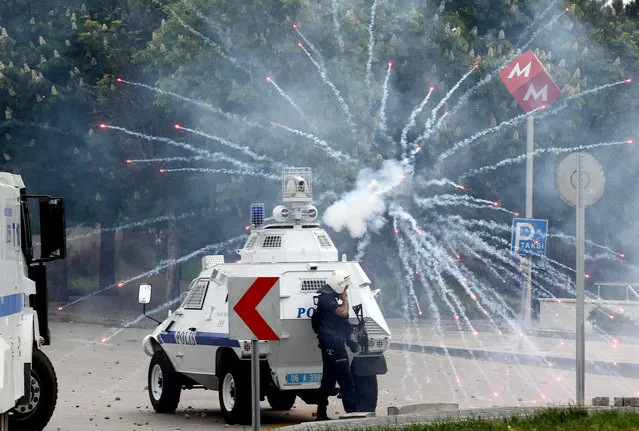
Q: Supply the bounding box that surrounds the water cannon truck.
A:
[0,172,66,430]
[138,167,391,424]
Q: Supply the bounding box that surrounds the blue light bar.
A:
[250,203,265,229]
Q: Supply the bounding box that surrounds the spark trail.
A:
[331,0,344,53]
[151,0,244,71]
[60,235,247,309]
[414,194,516,215]
[365,0,380,96]
[400,87,434,153]
[126,156,210,164]
[266,76,311,124]
[100,124,255,172]
[182,0,227,43]
[116,79,261,128]
[378,62,393,140]
[176,125,279,165]
[437,107,544,163]
[416,177,465,191]
[461,141,631,179]
[162,167,279,181]
[293,25,325,69]
[297,43,356,134]
[548,232,625,257]
[270,121,355,163]
[539,80,632,119]
[519,0,558,42]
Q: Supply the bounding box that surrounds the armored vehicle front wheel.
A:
[218,364,250,424]
[267,390,296,411]
[9,348,58,431]
[148,350,181,413]
[353,374,378,413]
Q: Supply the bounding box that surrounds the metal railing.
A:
[594,282,639,301]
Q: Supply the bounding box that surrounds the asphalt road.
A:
[43,321,639,430]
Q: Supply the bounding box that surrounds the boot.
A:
[316,404,331,421]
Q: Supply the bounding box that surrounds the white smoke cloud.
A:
[323,160,407,238]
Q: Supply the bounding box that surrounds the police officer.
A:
[314,270,358,421]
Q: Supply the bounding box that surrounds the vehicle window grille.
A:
[183,280,208,310]
[245,234,259,249]
[301,278,326,293]
[262,235,282,248]
[315,234,332,248]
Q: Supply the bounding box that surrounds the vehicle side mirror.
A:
[371,289,381,298]
[39,197,66,260]
[138,283,152,304]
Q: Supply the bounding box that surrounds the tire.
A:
[9,348,58,431]
[353,374,378,413]
[218,364,251,424]
[267,390,296,411]
[148,350,181,413]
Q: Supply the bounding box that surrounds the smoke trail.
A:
[60,235,247,309]
[182,0,227,43]
[269,121,355,163]
[520,12,566,52]
[297,43,356,134]
[101,124,255,172]
[162,167,279,181]
[414,194,516,215]
[365,0,380,95]
[438,74,493,130]
[547,232,625,257]
[68,209,211,241]
[416,177,465,191]
[354,232,371,262]
[460,141,631,179]
[413,66,479,150]
[331,0,344,53]
[378,62,393,141]
[127,155,210,164]
[324,160,407,238]
[518,0,558,42]
[538,80,632,119]
[177,125,280,165]
[293,25,325,69]
[266,76,311,124]
[116,79,261,129]
[400,87,434,154]
[436,107,544,163]
[151,0,245,72]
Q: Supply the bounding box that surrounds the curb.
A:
[278,406,639,430]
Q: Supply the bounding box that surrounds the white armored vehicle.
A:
[0,172,66,431]
[138,168,391,424]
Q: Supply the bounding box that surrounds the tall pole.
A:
[523,115,534,328]
[575,154,586,406]
[251,340,260,431]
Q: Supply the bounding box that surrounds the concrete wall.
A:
[539,298,639,333]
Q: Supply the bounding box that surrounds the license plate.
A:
[285,373,322,383]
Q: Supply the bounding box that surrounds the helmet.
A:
[326,270,351,295]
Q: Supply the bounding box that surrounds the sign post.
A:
[499,50,562,329]
[555,152,605,407]
[229,277,281,431]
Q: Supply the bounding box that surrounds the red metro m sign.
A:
[499,50,562,112]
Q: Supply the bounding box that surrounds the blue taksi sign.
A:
[511,218,548,256]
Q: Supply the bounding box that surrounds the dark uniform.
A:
[314,285,357,416]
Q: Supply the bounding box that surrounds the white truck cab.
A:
[138,168,390,424]
[0,172,67,431]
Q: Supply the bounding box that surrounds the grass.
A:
[381,408,639,431]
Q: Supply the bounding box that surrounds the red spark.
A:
[292,24,298,29]
[620,253,626,258]
[459,185,466,191]
[585,274,590,279]
[57,306,63,311]
[497,330,503,335]
[609,315,615,320]
[117,282,125,288]
[493,201,500,207]
[416,146,423,153]
[98,123,107,129]
[387,61,393,68]
[473,62,480,69]
[174,123,182,130]
[101,337,109,343]
[626,140,633,144]
[394,228,399,234]
[159,168,167,173]
[125,159,133,164]
[514,212,520,217]
[626,78,632,83]
[244,225,250,231]
[454,314,460,320]
[297,41,303,47]
[418,309,423,316]
[116,77,123,82]
[565,7,570,11]
[429,86,435,92]
[266,76,272,82]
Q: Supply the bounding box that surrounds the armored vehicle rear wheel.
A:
[218,364,250,424]
[9,348,57,431]
[148,350,181,413]
[353,374,378,413]
[267,390,296,411]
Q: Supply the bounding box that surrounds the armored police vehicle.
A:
[138,168,390,424]
[0,172,66,431]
